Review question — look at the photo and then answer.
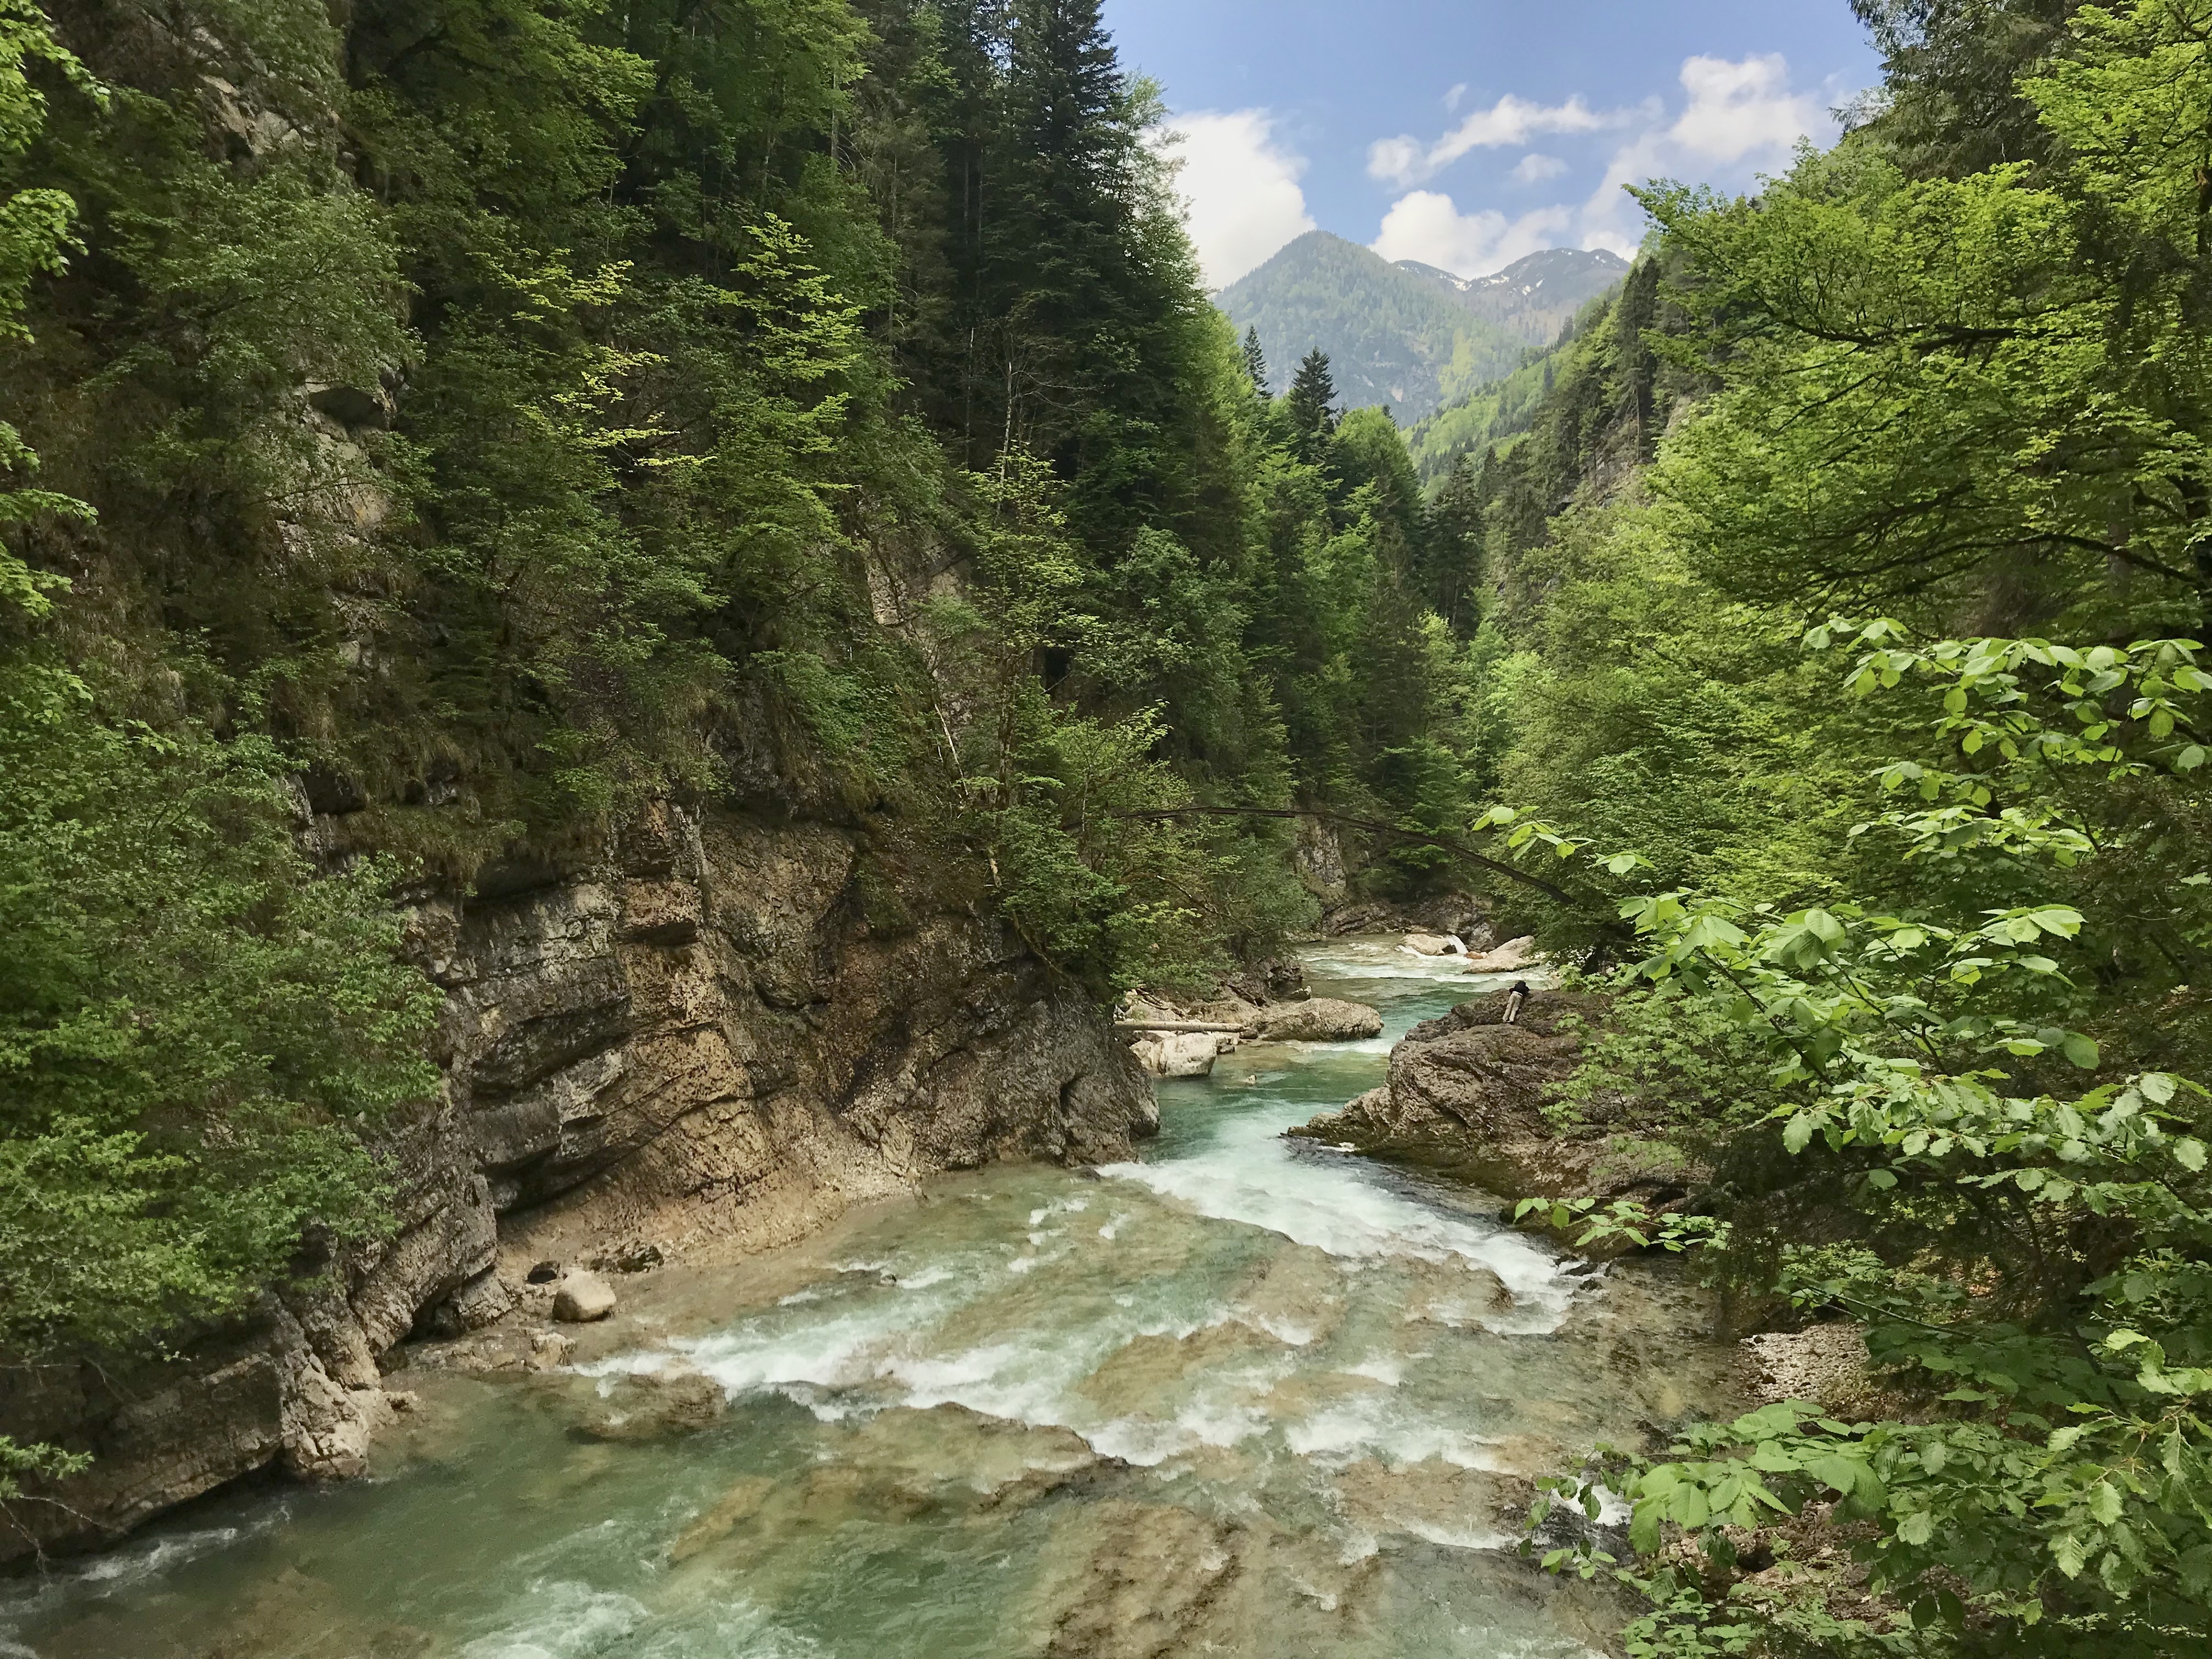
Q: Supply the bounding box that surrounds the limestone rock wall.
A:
[0,803,1154,1562]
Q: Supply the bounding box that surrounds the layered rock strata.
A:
[0,803,1154,1562]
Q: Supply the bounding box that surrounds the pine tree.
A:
[1285,348,1338,458]
[1421,453,1487,635]
[1614,257,1661,458]
[1241,326,1269,392]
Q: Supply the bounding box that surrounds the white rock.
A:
[553,1270,618,1323]
[1132,1032,1221,1079]
[1401,932,1465,956]
[1464,935,1539,973]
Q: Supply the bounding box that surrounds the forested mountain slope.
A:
[1401,297,1604,484]
[1215,230,1623,420]
[1400,245,1630,350]
[0,0,1481,1552]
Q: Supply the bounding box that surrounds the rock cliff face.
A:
[0,802,1154,1562]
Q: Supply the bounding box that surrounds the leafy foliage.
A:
[0,0,1504,1429]
[1429,7,2212,1655]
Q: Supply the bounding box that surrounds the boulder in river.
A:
[1243,997,1383,1043]
[1464,935,1540,973]
[1289,988,1701,1214]
[1401,932,1465,956]
[1132,1031,1227,1079]
[553,1270,618,1323]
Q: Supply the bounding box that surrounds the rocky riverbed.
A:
[0,942,1742,1659]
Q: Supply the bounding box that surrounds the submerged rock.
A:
[665,1404,1106,1571]
[1398,1258,1516,1327]
[1023,1499,1248,1659]
[669,1475,780,1562]
[577,1367,724,1440]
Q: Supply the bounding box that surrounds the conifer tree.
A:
[979,0,1189,535]
[1614,257,1661,459]
[1421,453,1487,634]
[1285,348,1338,458]
[1241,326,1269,392]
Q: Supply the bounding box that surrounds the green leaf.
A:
[1783,1115,1815,1155]
[1629,1501,1661,1556]
[1807,1454,1864,1495]
[2062,1035,2100,1071]
[1669,1485,1710,1530]
[2054,1532,2088,1579]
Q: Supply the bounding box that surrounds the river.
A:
[1,941,1736,1659]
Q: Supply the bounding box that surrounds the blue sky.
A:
[1100,0,1883,287]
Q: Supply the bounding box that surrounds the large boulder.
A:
[1131,1032,1226,1079]
[1386,992,1589,1142]
[1292,990,1593,1161]
[1289,989,1698,1212]
[1402,932,1465,957]
[1464,935,1540,974]
[553,1269,618,1323]
[1243,998,1383,1043]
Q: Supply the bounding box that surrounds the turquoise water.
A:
[1,943,1729,1659]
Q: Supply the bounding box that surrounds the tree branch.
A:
[1114,804,1627,926]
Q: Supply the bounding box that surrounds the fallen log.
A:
[1114,1021,1248,1035]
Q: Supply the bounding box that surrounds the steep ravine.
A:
[0,802,1155,1564]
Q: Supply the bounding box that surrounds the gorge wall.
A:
[0,805,1154,1562]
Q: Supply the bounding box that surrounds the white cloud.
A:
[1367,135,1426,189]
[1578,54,1833,251]
[1165,109,1318,289]
[1365,55,1837,276]
[1368,93,1640,188]
[1669,54,1826,161]
[1511,153,1568,184]
[1371,192,1574,277]
[1444,82,1469,112]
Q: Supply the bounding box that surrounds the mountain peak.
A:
[1217,238,1630,421]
